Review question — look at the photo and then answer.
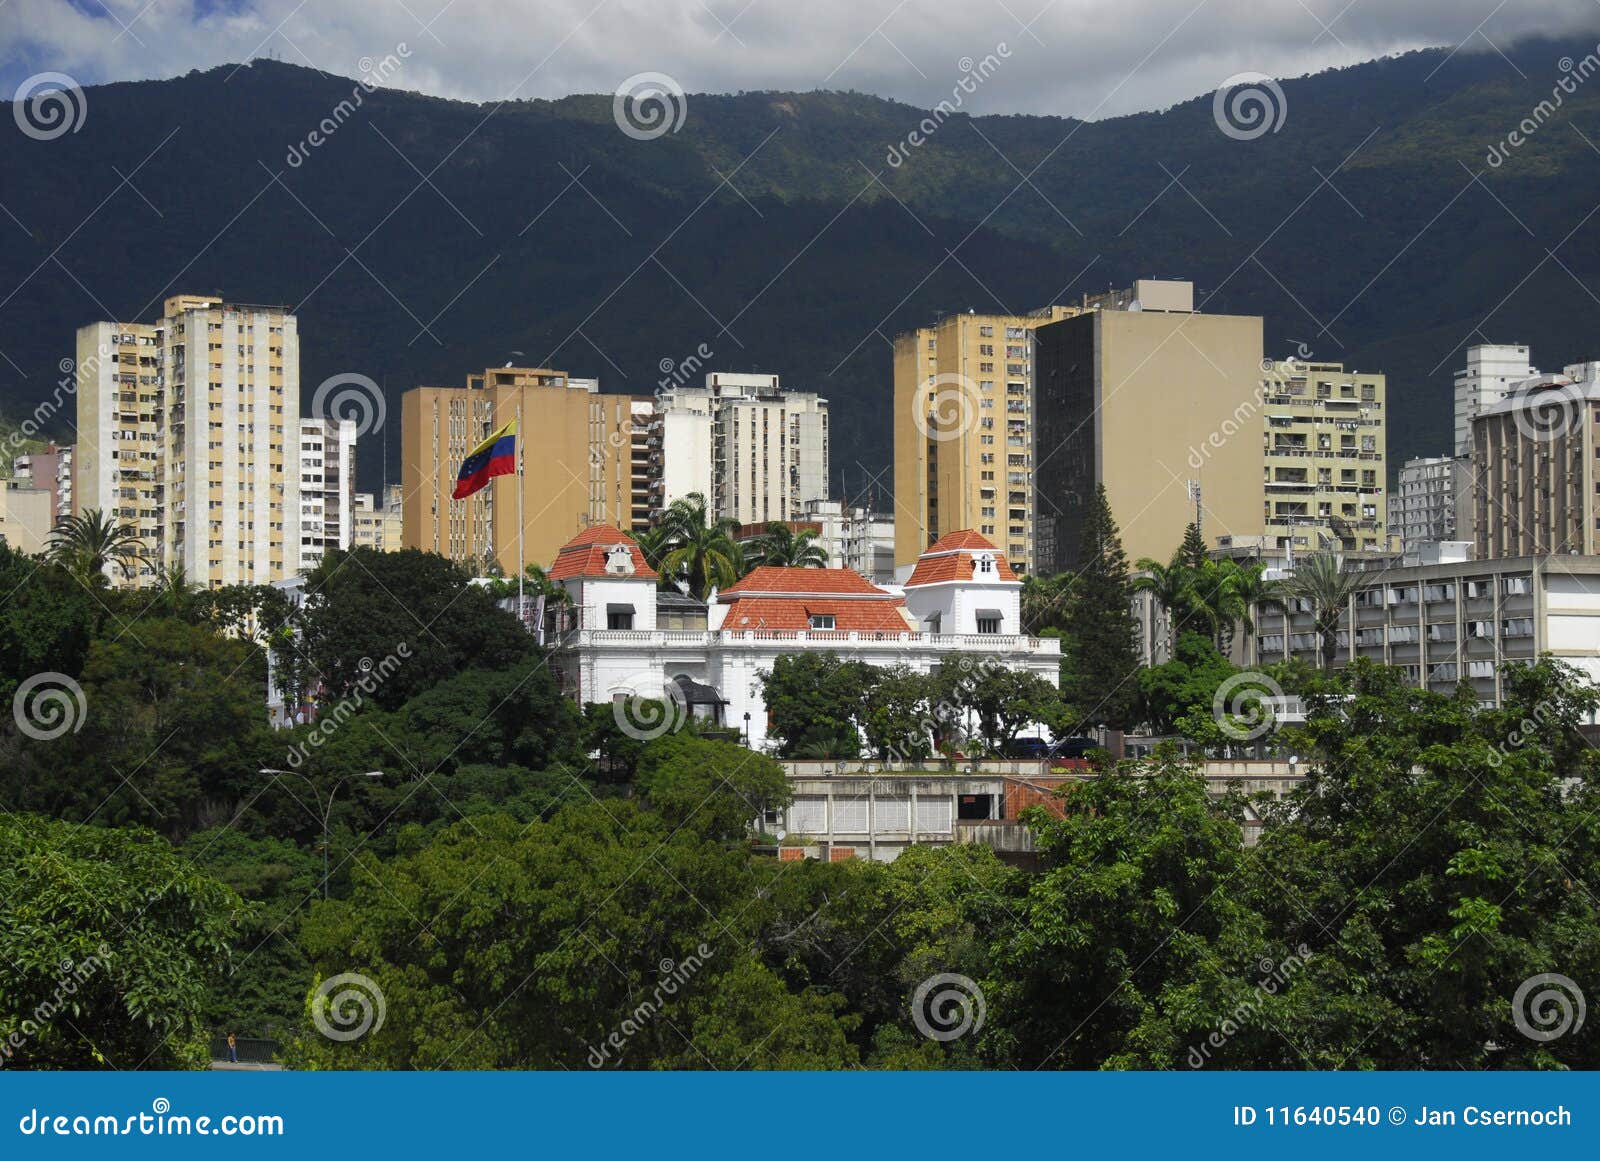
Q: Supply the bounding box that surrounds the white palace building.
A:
[546,526,1061,749]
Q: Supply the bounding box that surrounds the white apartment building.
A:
[352,484,403,552]
[1389,455,1468,554]
[75,295,300,587]
[802,498,896,582]
[1455,343,1536,456]
[298,417,357,571]
[655,372,829,525]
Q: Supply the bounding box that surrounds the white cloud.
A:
[4,0,1600,117]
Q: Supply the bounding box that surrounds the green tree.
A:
[299,547,533,711]
[0,544,96,708]
[857,665,934,761]
[1,814,243,1069]
[1062,485,1140,729]
[987,750,1263,1068]
[1138,631,1239,734]
[759,651,870,757]
[1132,550,1202,655]
[45,508,144,586]
[636,732,791,841]
[938,662,1069,753]
[1020,572,1074,635]
[1230,658,1600,1068]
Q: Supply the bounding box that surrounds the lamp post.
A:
[259,768,384,898]
[742,712,751,746]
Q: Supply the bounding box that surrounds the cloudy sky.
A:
[3,0,1600,117]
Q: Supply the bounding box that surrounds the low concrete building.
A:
[1251,555,1600,708]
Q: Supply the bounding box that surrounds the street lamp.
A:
[742,712,751,746]
[259,768,384,898]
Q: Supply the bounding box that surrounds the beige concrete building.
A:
[352,484,403,552]
[1032,282,1266,571]
[75,295,300,587]
[12,443,73,524]
[1258,359,1390,554]
[401,368,652,574]
[1471,363,1600,559]
[0,480,55,555]
[893,303,1080,575]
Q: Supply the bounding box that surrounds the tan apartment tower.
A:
[1031,280,1267,571]
[893,303,1079,575]
[401,368,653,574]
[75,294,300,587]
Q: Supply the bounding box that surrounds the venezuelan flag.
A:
[451,420,517,499]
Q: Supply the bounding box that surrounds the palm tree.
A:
[749,521,827,569]
[1187,559,1249,654]
[46,508,144,585]
[152,561,197,619]
[1222,559,1286,660]
[522,563,570,606]
[1020,572,1074,634]
[1132,551,1201,656]
[656,493,743,599]
[1285,553,1360,669]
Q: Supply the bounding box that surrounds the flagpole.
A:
[516,402,524,623]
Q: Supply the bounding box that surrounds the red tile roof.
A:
[722,566,886,596]
[548,524,658,581]
[718,566,912,632]
[904,529,1018,587]
[719,597,915,633]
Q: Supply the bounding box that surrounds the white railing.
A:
[561,629,1061,654]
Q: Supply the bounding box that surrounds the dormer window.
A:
[808,613,835,630]
[604,545,636,576]
[972,551,997,576]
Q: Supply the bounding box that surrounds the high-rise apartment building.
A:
[655,372,829,525]
[297,417,357,571]
[1472,363,1600,558]
[1257,359,1391,555]
[1030,281,1265,571]
[893,303,1079,575]
[401,368,652,574]
[75,294,300,587]
[1390,455,1467,553]
[1455,344,1536,456]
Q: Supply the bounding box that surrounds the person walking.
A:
[226,1033,238,1064]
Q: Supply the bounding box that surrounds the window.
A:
[808,613,836,630]
[606,606,635,631]
[976,615,1001,634]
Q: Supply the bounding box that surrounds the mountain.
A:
[4,41,1600,502]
